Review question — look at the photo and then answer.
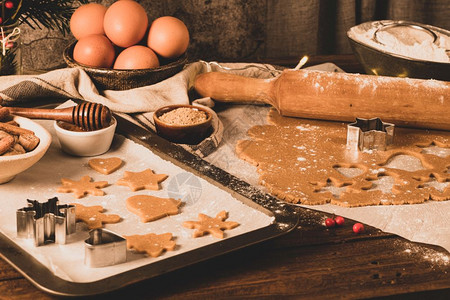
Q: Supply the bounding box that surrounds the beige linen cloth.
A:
[0,61,279,157]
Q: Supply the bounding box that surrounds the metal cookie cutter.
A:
[16,197,76,246]
[84,228,127,268]
[346,118,395,151]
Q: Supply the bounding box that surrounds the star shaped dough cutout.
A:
[124,232,176,257]
[116,169,168,191]
[183,210,240,239]
[126,195,182,222]
[57,175,108,198]
[71,203,121,229]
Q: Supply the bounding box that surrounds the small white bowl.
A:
[54,117,116,157]
[0,116,52,184]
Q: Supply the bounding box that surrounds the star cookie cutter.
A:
[346,118,395,151]
[16,197,76,246]
[84,228,127,268]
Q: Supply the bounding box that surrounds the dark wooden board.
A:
[1,204,449,299]
[1,55,449,299]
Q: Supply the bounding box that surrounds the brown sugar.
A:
[159,107,208,125]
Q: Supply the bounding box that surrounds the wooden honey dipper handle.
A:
[6,102,112,130]
[194,70,450,131]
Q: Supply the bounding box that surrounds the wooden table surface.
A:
[1,55,449,299]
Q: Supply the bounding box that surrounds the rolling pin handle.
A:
[194,72,277,107]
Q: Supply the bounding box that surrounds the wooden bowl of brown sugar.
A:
[153,104,212,145]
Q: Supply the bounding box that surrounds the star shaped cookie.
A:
[116,169,168,191]
[183,210,240,239]
[126,195,182,222]
[57,175,108,198]
[71,203,121,229]
[124,232,176,257]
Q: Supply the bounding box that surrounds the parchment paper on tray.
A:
[199,61,450,255]
[207,104,450,254]
[0,119,275,283]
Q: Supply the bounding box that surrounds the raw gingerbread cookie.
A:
[88,157,123,175]
[57,175,108,198]
[126,195,182,222]
[183,210,240,238]
[124,232,176,257]
[236,109,450,207]
[116,169,168,191]
[71,203,121,229]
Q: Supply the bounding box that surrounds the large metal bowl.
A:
[347,20,450,81]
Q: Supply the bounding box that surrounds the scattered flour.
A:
[349,21,450,63]
[401,241,450,267]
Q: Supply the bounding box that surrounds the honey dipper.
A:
[2,102,112,131]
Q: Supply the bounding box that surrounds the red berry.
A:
[0,17,3,25]
[325,218,335,227]
[5,1,14,9]
[334,216,345,226]
[353,223,364,234]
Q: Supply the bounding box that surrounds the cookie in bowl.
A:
[0,115,52,184]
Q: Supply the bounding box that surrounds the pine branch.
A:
[0,47,19,75]
[2,0,89,35]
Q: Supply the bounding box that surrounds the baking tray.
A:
[0,113,299,297]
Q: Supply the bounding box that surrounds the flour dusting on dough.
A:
[236,108,450,207]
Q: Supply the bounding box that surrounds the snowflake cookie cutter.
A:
[84,228,127,268]
[346,117,395,151]
[16,197,76,247]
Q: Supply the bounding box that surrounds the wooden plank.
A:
[126,237,449,299]
[0,278,54,300]
[2,208,447,299]
[0,259,23,281]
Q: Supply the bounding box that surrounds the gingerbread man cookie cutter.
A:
[346,117,395,151]
[16,197,76,246]
[84,228,127,268]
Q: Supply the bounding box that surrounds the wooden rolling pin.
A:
[1,102,112,131]
[194,70,450,131]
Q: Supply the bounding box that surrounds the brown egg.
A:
[113,45,159,69]
[73,35,116,68]
[147,16,189,58]
[103,1,148,48]
[70,3,107,40]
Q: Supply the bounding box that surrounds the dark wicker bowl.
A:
[63,41,188,91]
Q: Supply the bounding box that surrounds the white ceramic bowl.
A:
[54,117,117,157]
[0,116,52,184]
